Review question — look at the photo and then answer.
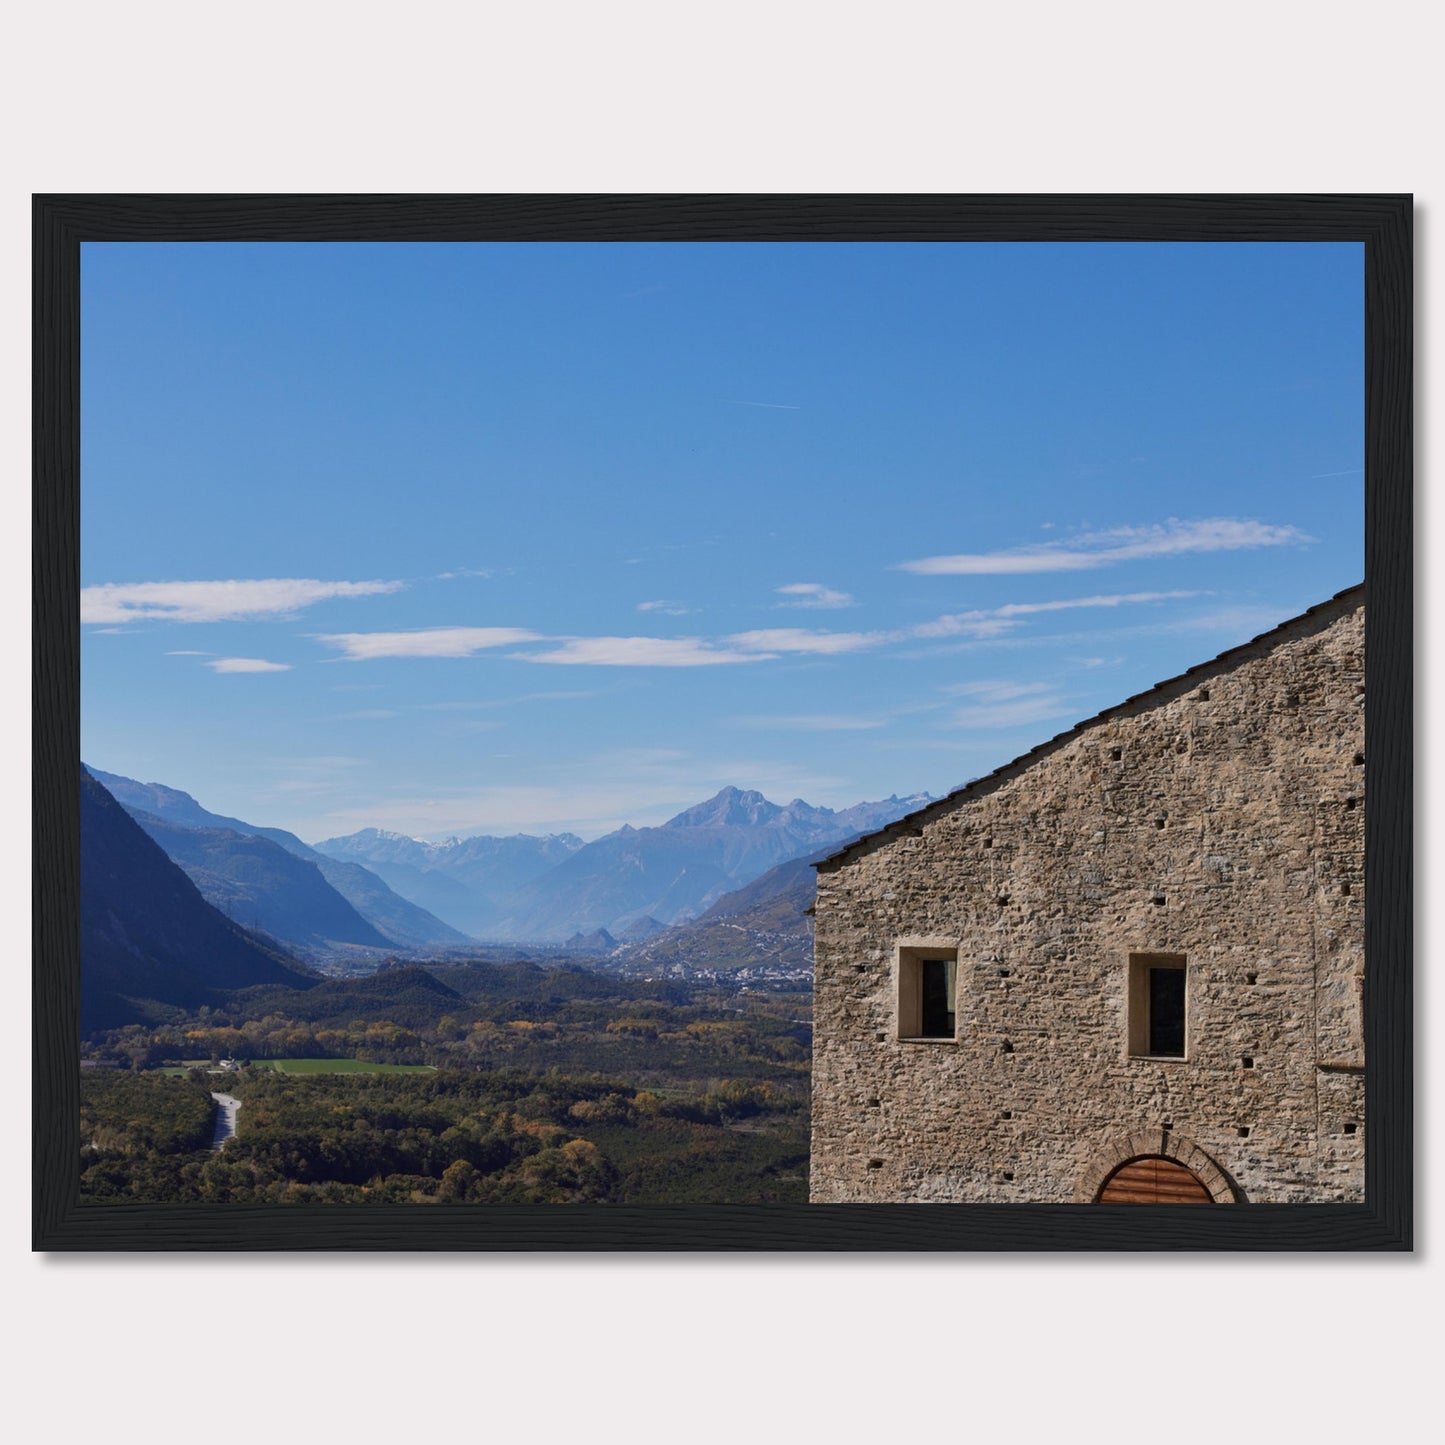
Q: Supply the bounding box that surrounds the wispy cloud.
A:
[728,592,1193,658]
[1165,605,1303,637]
[206,657,292,674]
[516,637,773,667]
[942,680,1052,700]
[637,600,695,616]
[312,591,1199,672]
[943,680,1075,730]
[268,754,368,770]
[904,616,1019,642]
[165,650,213,656]
[732,714,887,731]
[254,754,369,798]
[316,627,541,660]
[899,519,1310,575]
[418,691,597,711]
[724,399,800,410]
[81,577,403,625]
[773,582,856,610]
[982,589,1201,618]
[435,567,492,580]
[728,627,886,656]
[325,709,400,720]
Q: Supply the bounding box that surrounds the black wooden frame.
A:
[34,194,1412,1250]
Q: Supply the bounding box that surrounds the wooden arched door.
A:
[1096,1155,1214,1203]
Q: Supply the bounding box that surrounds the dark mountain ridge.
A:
[80,771,314,1031]
[88,766,469,949]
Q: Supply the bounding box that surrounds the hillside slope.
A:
[88,766,469,947]
[127,811,395,954]
[80,772,314,1031]
[613,850,821,976]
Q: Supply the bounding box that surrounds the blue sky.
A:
[80,241,1362,843]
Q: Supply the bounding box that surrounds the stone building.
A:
[810,586,1364,1204]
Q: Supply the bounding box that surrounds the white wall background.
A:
[4,5,1438,1442]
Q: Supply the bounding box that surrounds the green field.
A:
[256,1058,437,1075]
[163,1058,436,1076]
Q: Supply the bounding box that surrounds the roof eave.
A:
[813,583,1364,872]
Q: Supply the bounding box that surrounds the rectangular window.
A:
[1128,953,1187,1059]
[920,958,957,1038]
[897,942,959,1041]
[1148,966,1186,1056]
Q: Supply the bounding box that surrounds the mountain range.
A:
[82,766,932,979]
[312,827,584,938]
[315,787,932,942]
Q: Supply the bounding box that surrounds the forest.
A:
[79,960,811,1204]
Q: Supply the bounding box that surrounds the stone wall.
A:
[810,592,1365,1204]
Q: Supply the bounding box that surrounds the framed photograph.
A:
[34,194,1412,1249]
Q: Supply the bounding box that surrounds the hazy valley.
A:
[77,765,933,1204]
[88,763,931,983]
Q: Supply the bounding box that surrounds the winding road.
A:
[209,1092,241,1151]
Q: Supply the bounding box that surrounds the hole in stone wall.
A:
[1001,1111,1012,1120]
[1242,1056,1255,1068]
[982,837,993,848]
[1246,973,1258,985]
[1001,1040,1014,1054]
[1345,796,1357,810]
[866,1097,880,1109]
[1003,1171,1014,1182]
[1152,894,1166,906]
[1111,747,1123,761]
[1198,688,1210,701]
[1238,1126,1251,1138]
[1287,692,1300,707]
[1344,1122,1358,1135]
[998,968,1011,978]
[1155,817,1167,829]
[1354,752,1364,765]
[997,895,1010,906]
[867,1158,883,1169]
[1341,882,1351,896]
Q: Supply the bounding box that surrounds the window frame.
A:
[896,938,962,1044]
[1127,952,1189,1061]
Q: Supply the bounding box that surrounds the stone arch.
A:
[1075,1128,1238,1203]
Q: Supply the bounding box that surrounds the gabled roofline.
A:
[814,583,1365,871]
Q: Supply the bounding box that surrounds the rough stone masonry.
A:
[810,587,1364,1204]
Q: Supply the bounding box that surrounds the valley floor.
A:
[79,960,812,1205]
